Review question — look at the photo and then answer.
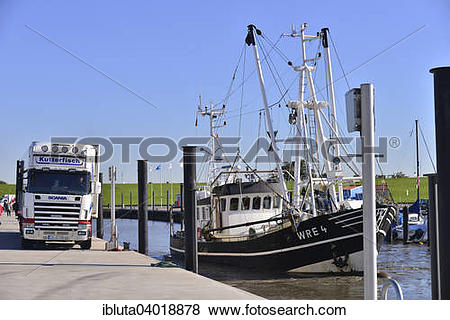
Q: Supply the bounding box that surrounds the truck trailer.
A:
[16,142,101,249]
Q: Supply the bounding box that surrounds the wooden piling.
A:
[183,146,198,273]
[138,160,148,255]
[130,191,133,209]
[403,206,409,244]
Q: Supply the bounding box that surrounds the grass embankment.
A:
[0,183,181,206]
[381,177,428,203]
[102,183,181,206]
[286,177,428,203]
[0,177,429,205]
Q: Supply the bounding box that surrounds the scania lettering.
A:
[16,142,101,249]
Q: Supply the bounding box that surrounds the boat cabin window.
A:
[273,196,281,209]
[230,198,239,211]
[220,198,226,212]
[252,196,261,210]
[203,207,208,219]
[197,207,201,219]
[263,196,271,209]
[241,197,250,210]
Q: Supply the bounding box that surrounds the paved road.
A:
[0,215,260,300]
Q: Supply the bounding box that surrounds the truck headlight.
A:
[78,220,90,230]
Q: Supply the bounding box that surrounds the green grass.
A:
[0,177,429,205]
[0,183,181,206]
[285,177,428,204]
[102,183,181,206]
[382,177,428,203]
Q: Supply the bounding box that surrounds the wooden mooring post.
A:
[183,146,197,273]
[137,160,148,255]
[429,66,450,299]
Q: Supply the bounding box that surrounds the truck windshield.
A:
[27,171,90,195]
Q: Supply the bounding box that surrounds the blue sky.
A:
[0,0,448,183]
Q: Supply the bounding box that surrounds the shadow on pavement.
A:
[0,232,22,250]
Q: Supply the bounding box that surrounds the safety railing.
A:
[381,278,404,300]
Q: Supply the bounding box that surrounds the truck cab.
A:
[18,142,101,249]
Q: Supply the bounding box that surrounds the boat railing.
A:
[380,278,404,300]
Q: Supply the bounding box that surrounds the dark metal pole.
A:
[430,66,450,299]
[167,189,169,212]
[15,160,24,211]
[426,173,438,299]
[152,190,155,210]
[130,191,133,209]
[97,172,104,239]
[121,192,124,208]
[183,146,197,273]
[137,160,148,255]
[403,206,409,244]
[15,160,24,227]
[386,222,392,243]
[180,183,184,210]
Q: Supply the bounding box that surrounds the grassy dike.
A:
[0,177,429,205]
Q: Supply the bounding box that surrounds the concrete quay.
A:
[0,215,260,300]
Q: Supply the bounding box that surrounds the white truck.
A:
[17,142,101,249]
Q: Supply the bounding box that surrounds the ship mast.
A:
[283,23,317,215]
[284,24,343,212]
[322,28,344,204]
[197,97,226,187]
[415,119,420,202]
[246,24,288,200]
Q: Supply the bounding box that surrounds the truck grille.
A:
[34,201,81,231]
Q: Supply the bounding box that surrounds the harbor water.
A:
[93,218,431,299]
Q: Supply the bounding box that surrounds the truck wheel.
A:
[21,238,33,249]
[80,238,92,250]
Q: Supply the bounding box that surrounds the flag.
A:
[416,176,420,187]
[155,165,161,171]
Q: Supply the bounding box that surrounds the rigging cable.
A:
[260,32,291,64]
[328,31,351,90]
[256,36,288,103]
[215,35,285,107]
[419,123,437,172]
[238,45,247,151]
[222,44,246,107]
[255,111,262,170]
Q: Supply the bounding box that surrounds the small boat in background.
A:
[392,202,428,242]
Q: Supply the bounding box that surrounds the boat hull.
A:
[170,206,395,272]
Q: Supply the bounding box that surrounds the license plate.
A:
[45,235,68,241]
